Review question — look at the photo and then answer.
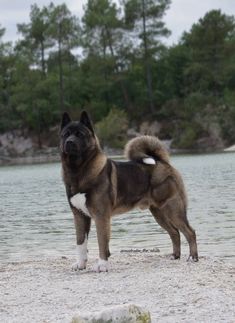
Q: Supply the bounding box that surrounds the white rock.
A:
[0,131,33,155]
[224,144,235,151]
[72,304,151,323]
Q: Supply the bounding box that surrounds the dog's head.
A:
[60,111,97,159]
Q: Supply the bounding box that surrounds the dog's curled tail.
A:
[124,135,170,164]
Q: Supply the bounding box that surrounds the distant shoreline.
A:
[0,153,60,166]
[1,146,235,167]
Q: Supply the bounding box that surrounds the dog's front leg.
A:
[71,207,91,271]
[93,215,111,272]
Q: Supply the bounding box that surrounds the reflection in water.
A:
[0,152,234,263]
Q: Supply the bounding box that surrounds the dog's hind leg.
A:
[93,215,111,272]
[150,206,181,259]
[71,208,91,271]
[174,218,198,262]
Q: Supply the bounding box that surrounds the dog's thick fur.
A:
[60,111,198,271]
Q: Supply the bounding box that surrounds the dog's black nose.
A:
[65,140,77,154]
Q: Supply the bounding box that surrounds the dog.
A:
[60,111,198,272]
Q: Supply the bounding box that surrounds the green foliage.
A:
[123,0,171,114]
[183,10,235,98]
[175,125,199,149]
[95,108,128,148]
[0,4,235,150]
[82,0,122,54]
[17,4,52,74]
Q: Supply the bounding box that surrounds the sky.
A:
[0,0,235,45]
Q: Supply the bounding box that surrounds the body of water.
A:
[0,153,234,263]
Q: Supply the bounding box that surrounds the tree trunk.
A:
[101,27,110,111]
[37,106,42,149]
[105,26,134,113]
[58,22,65,112]
[142,0,155,114]
[40,39,46,76]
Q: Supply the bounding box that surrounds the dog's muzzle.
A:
[64,138,78,155]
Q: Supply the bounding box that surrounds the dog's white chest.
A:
[70,193,91,217]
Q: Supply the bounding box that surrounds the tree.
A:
[16,5,55,146]
[0,26,20,131]
[82,0,122,57]
[82,0,127,116]
[2,4,235,151]
[17,4,52,76]
[182,10,235,99]
[124,0,171,114]
[47,3,80,112]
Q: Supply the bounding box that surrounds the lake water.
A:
[0,153,234,264]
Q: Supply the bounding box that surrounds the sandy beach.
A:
[0,252,234,323]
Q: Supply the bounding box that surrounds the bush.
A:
[171,121,201,149]
[95,108,128,148]
[176,126,198,149]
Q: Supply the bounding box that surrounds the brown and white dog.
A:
[60,111,198,272]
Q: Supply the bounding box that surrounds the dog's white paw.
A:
[93,258,109,273]
[187,255,199,262]
[72,259,87,271]
[170,254,180,260]
[72,237,88,271]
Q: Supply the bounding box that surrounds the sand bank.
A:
[0,253,234,322]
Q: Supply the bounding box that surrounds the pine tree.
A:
[124,0,171,114]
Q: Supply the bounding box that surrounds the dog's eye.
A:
[76,131,84,138]
[63,130,71,137]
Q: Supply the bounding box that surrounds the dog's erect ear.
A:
[61,112,71,130]
[80,111,94,134]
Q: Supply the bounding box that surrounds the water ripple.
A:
[0,152,235,263]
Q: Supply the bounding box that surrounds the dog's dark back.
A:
[113,160,150,208]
